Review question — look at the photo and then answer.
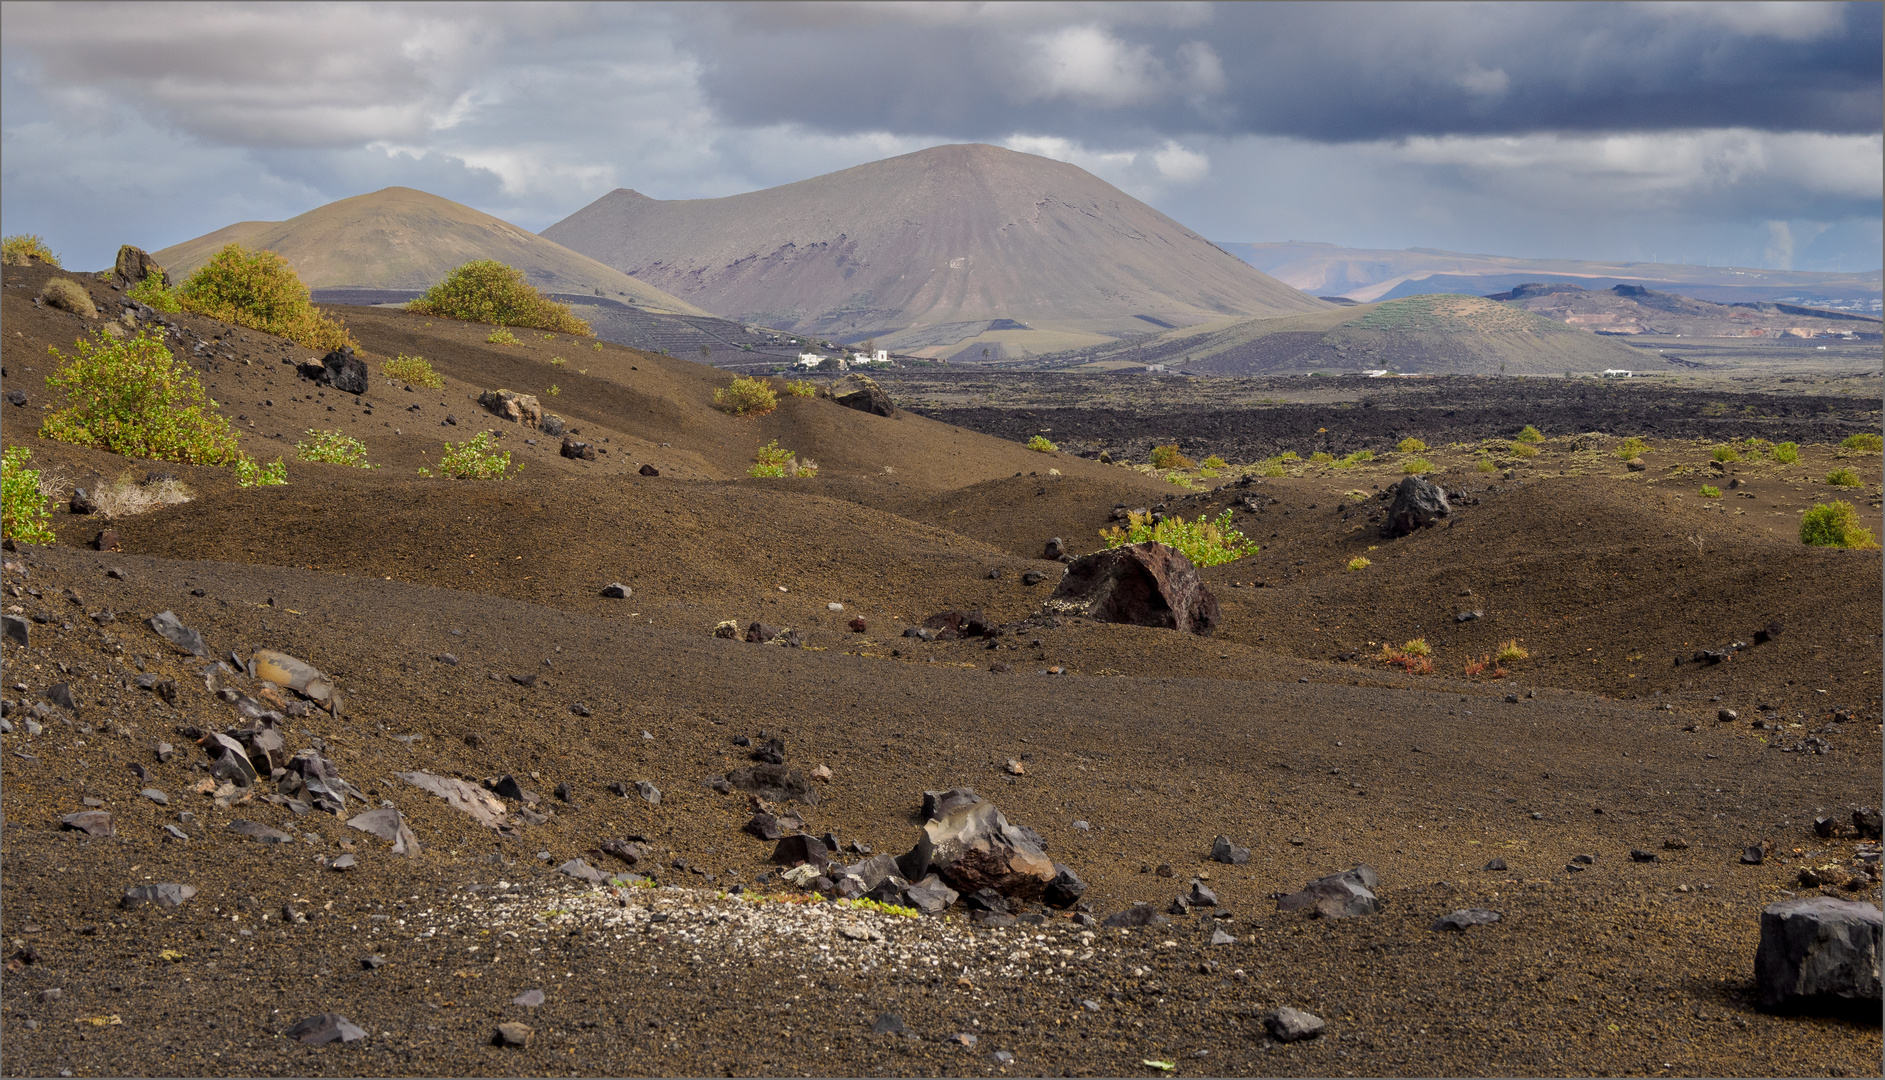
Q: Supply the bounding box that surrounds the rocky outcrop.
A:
[112,245,164,286]
[300,347,369,395]
[479,389,543,427]
[1754,896,1882,1010]
[898,800,1055,900]
[1381,476,1450,538]
[1276,865,1384,919]
[828,374,895,417]
[1042,542,1218,635]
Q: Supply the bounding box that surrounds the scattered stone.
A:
[639,464,659,477]
[478,389,542,427]
[600,583,631,599]
[1042,542,1218,634]
[555,858,608,884]
[146,611,207,657]
[1264,1006,1327,1042]
[1004,759,1026,776]
[945,1032,979,1048]
[902,875,959,915]
[774,833,832,871]
[95,528,122,552]
[744,812,792,841]
[1483,857,1508,871]
[1021,571,1046,586]
[1100,903,1170,929]
[836,921,884,943]
[811,764,832,782]
[163,824,188,842]
[1432,908,1502,932]
[1210,927,1236,946]
[487,774,539,804]
[512,989,545,1007]
[284,1013,367,1045]
[1454,609,1483,622]
[1043,864,1088,908]
[848,616,867,632]
[228,819,294,844]
[346,807,419,855]
[1,615,27,649]
[398,771,509,830]
[121,883,196,909]
[870,1012,907,1036]
[250,649,337,710]
[328,854,357,871]
[1380,476,1450,538]
[140,788,168,806]
[1276,865,1384,919]
[1210,834,1250,865]
[1754,896,1882,1010]
[634,780,661,805]
[1742,846,1766,865]
[601,838,645,866]
[1855,807,1883,841]
[360,954,385,970]
[726,764,818,805]
[493,1022,533,1047]
[303,347,369,395]
[59,811,113,837]
[1630,849,1659,863]
[69,489,97,516]
[992,1050,1015,1064]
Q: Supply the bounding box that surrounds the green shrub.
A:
[1475,458,1497,473]
[1149,444,1193,470]
[177,244,354,351]
[126,270,182,314]
[1510,442,1537,459]
[1616,436,1649,459]
[1,234,59,266]
[405,260,593,335]
[1203,454,1228,469]
[1345,555,1371,571]
[1710,444,1739,463]
[1400,637,1432,658]
[1309,451,1334,464]
[1402,457,1434,474]
[1331,448,1374,470]
[1771,441,1799,464]
[784,379,817,398]
[1699,484,1721,498]
[1496,639,1528,662]
[1,446,56,544]
[1099,509,1258,567]
[1397,437,1427,454]
[1827,467,1861,487]
[546,383,560,397]
[40,330,240,465]
[39,278,96,316]
[714,376,778,416]
[1800,500,1878,548]
[234,453,287,487]
[419,431,516,480]
[1026,435,1057,452]
[294,429,377,469]
[1842,432,1883,453]
[748,439,817,478]
[381,354,443,388]
[1516,424,1543,444]
[486,327,520,345]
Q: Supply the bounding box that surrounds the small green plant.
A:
[593,342,604,351]
[1510,442,1537,459]
[1402,457,1434,474]
[546,383,561,397]
[1710,444,1739,463]
[1099,509,1258,567]
[1800,499,1879,548]
[1771,441,1799,464]
[1149,444,1193,470]
[1400,638,1432,658]
[486,327,520,345]
[1826,467,1861,487]
[1202,454,1228,469]
[1026,435,1058,452]
[177,244,354,351]
[405,260,593,335]
[1,446,56,544]
[1700,484,1721,498]
[549,356,566,366]
[1496,639,1528,663]
[1309,451,1335,464]
[747,439,817,478]
[40,330,240,465]
[714,376,779,417]
[294,429,377,468]
[1842,433,1884,453]
[234,453,287,487]
[1397,437,1427,454]
[125,270,182,314]
[784,379,817,398]
[1616,436,1649,459]
[834,897,920,919]
[381,354,443,388]
[1377,641,1433,675]
[1475,458,1497,473]
[1516,424,1543,443]
[419,431,517,480]
[1,234,60,266]
[1346,556,1371,571]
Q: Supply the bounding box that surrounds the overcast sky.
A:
[3,1,1879,273]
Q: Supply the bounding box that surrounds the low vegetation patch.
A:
[1149,444,1193,470]
[714,376,779,417]
[87,474,193,519]
[1402,457,1434,475]
[1,446,56,544]
[2,234,59,266]
[486,327,520,345]
[1463,655,1507,678]
[382,354,443,388]
[1475,458,1497,473]
[1100,509,1258,567]
[1516,424,1543,444]
[1345,556,1371,571]
[1510,442,1537,459]
[1699,484,1721,498]
[294,429,377,469]
[40,278,96,317]
[1202,455,1228,469]
[126,270,183,314]
[1377,640,1433,675]
[1710,444,1739,463]
[1771,441,1799,464]
[748,439,817,478]
[1397,437,1427,454]
[419,431,517,480]
[405,260,593,335]
[1496,639,1528,663]
[1800,500,1878,548]
[1616,436,1649,459]
[1026,435,1057,452]
[40,330,241,465]
[1330,449,1374,470]
[1826,467,1861,488]
[1843,432,1884,453]
[178,244,354,351]
[784,379,817,398]
[234,454,287,488]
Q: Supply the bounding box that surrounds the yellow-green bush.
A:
[1700,484,1721,498]
[1150,444,1193,469]
[715,376,778,416]
[1099,509,1258,566]
[1397,437,1427,454]
[178,245,354,351]
[1,446,56,544]
[1842,432,1883,453]
[294,429,377,469]
[1827,467,1861,487]
[1771,441,1799,464]
[1516,424,1543,443]
[1800,500,1878,548]
[486,327,520,345]
[382,354,443,388]
[1,234,59,266]
[40,330,240,465]
[1710,444,1739,463]
[405,260,592,336]
[1027,435,1057,452]
[126,269,183,314]
[748,439,817,478]
[234,454,287,487]
[1402,457,1434,474]
[1616,436,1649,459]
[1203,454,1228,469]
[419,431,517,480]
[1510,442,1537,459]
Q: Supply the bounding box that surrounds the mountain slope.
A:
[543,144,1328,356]
[154,187,708,316]
[1039,293,1646,375]
[1489,282,1882,338]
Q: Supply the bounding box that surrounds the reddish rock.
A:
[1042,542,1218,635]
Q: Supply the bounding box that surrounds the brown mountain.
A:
[154,187,707,316]
[1488,282,1882,338]
[542,143,1328,357]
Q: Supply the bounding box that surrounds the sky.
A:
[2,1,1879,274]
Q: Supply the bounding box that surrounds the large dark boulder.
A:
[112,245,163,286]
[301,347,369,396]
[828,374,896,417]
[1755,896,1881,1010]
[1276,865,1384,919]
[899,800,1055,900]
[1381,476,1450,538]
[1043,542,1218,635]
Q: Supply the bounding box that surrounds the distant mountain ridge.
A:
[154,188,707,316]
[543,144,1328,357]
[1488,281,1881,338]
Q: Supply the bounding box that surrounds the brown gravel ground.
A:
[0,263,1879,1077]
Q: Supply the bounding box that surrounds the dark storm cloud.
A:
[679,1,1882,146]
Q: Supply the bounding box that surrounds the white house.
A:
[796,353,824,369]
[1601,369,1632,378]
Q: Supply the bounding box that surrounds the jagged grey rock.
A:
[1754,896,1882,1010]
[1276,865,1383,919]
